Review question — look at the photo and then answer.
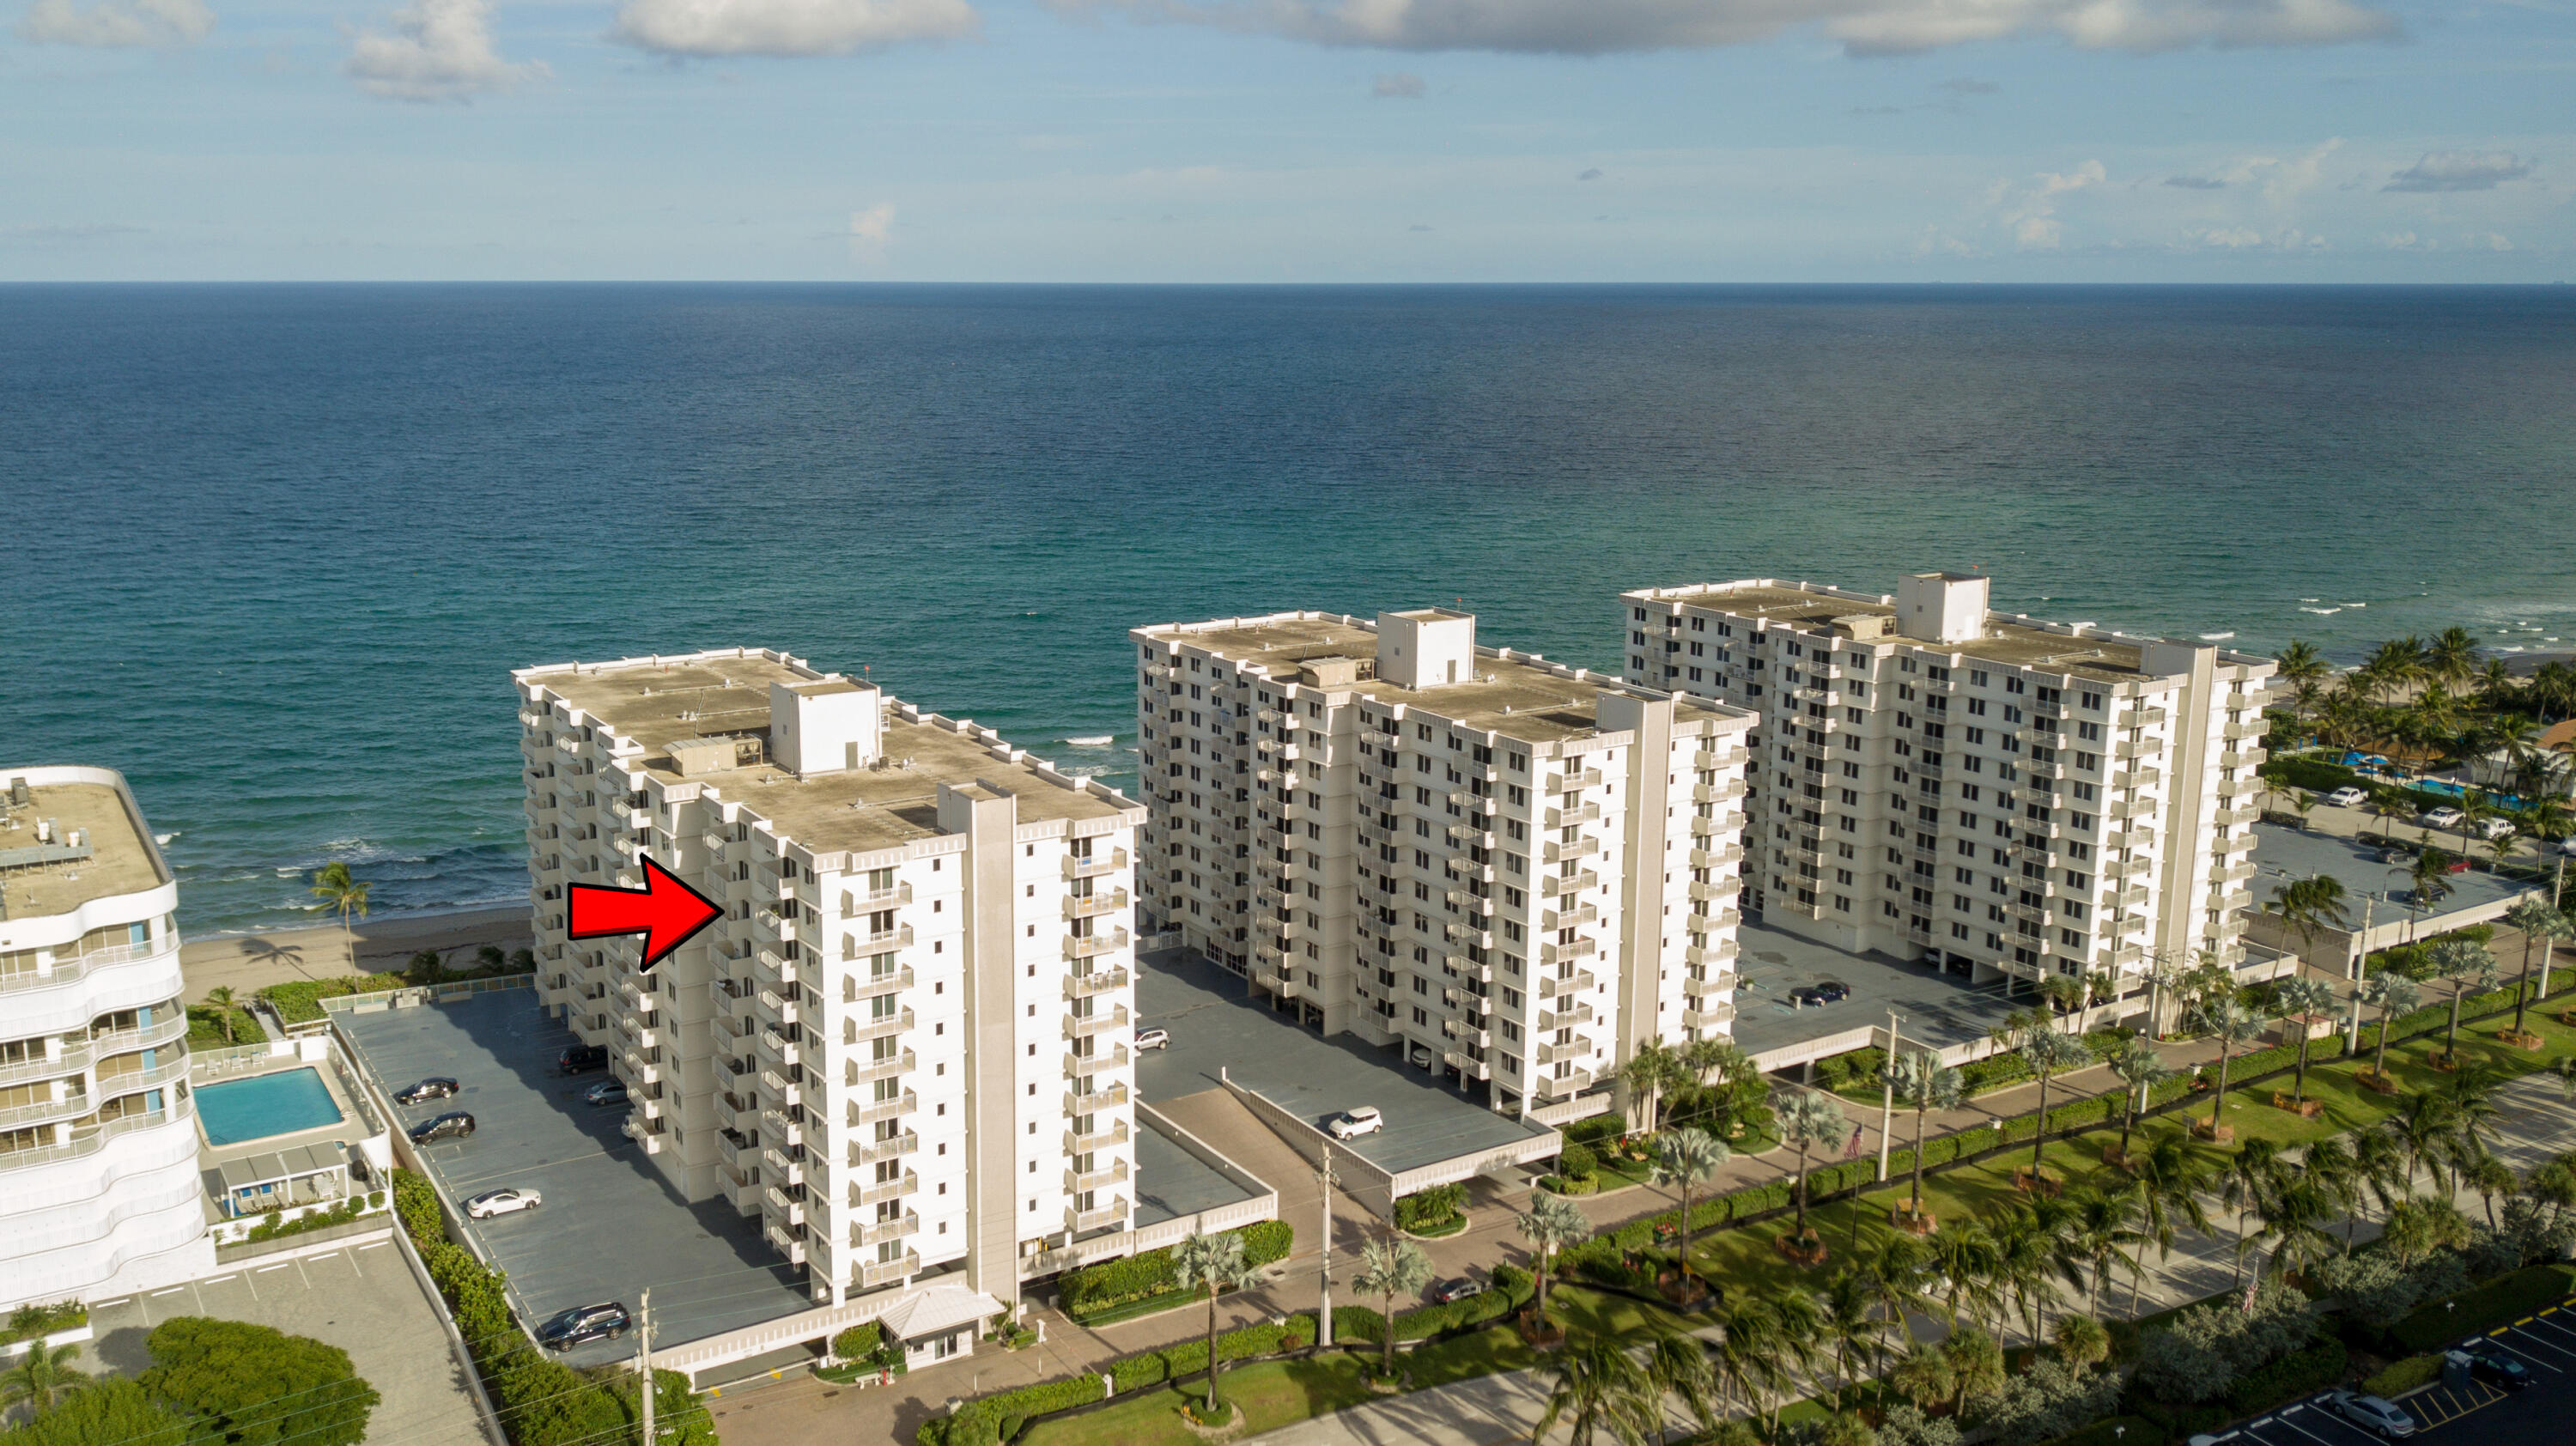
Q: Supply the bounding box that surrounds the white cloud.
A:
[1372,70,1425,97]
[1997,157,2103,248]
[2382,151,2532,192]
[612,0,974,57]
[347,0,548,101]
[17,0,210,47]
[850,204,895,244]
[1050,0,2397,56]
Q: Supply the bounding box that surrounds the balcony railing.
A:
[852,1171,919,1209]
[1064,1046,1129,1076]
[1067,1199,1127,1233]
[1066,1121,1129,1153]
[1065,967,1129,999]
[859,1251,920,1288]
[849,1008,914,1043]
[848,1049,915,1085]
[1064,1006,1130,1039]
[1534,1071,1594,1099]
[1539,969,1597,999]
[1063,850,1128,880]
[1065,890,1130,920]
[1065,928,1131,961]
[851,1131,918,1166]
[1066,1082,1128,1114]
[852,966,915,998]
[1066,1159,1129,1193]
[0,937,178,994]
[848,1091,918,1127]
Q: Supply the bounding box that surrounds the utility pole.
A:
[636,1289,653,1446]
[2345,895,2374,1054]
[1315,1144,1337,1348]
[1875,1009,1905,1183]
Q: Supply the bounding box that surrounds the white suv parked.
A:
[1327,1107,1384,1140]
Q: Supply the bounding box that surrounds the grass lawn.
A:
[186,1002,261,1048]
[1020,1355,1381,1446]
[1404,1325,1537,1388]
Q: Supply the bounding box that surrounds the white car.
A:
[2324,787,2369,808]
[2422,806,2466,829]
[465,1187,542,1219]
[1327,1107,1384,1140]
[2558,837,2576,858]
[2326,1389,2417,1439]
[2477,817,2517,841]
[1133,1028,1171,1051]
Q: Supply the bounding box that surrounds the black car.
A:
[1431,1278,1486,1304]
[581,1078,629,1108]
[556,1045,610,1076]
[2458,1340,2533,1390]
[395,1077,459,1104]
[537,1302,631,1352]
[1791,981,1852,1006]
[409,1111,476,1145]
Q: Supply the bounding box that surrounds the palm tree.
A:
[2271,976,2337,1106]
[2053,1315,2111,1372]
[2017,1022,2091,1178]
[2275,641,2330,694]
[1888,1049,1963,1224]
[2403,850,2457,943]
[1648,1127,1728,1285]
[2381,1194,2472,1269]
[2391,1093,2460,1193]
[308,860,371,944]
[2368,793,2413,843]
[2069,1182,2142,1312]
[1352,1236,1433,1379]
[1530,1332,1654,1446]
[2352,1127,2410,1236]
[2505,896,2573,1033]
[1709,1294,1790,1427]
[1815,1269,1883,1411]
[1941,1326,2005,1418]
[1773,1088,1850,1247]
[203,984,239,1045]
[0,1342,86,1418]
[1516,1189,1590,1322]
[1170,1229,1262,1415]
[2221,1138,2287,1287]
[2359,969,2422,1083]
[2257,1178,2341,1280]
[2267,876,2353,959]
[1862,1235,1941,1357]
[1620,1037,1683,1133]
[1928,1218,1999,1332]
[1887,1340,1954,1417]
[2468,1153,2520,1230]
[1644,1334,1720,1440]
[2195,998,2265,1141]
[2106,1036,2176,1163]
[2127,1133,2212,1315]
[2427,628,2480,691]
[2300,1136,2366,1252]
[2428,936,2500,1066]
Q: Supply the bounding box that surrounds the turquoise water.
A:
[194,1067,344,1145]
[4,285,2573,933]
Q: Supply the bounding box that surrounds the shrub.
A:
[1961,1052,2035,1094]
[919,1374,1108,1446]
[1558,1141,1599,1180]
[1814,1046,1886,1092]
[1562,1115,1627,1147]
[2130,1279,2317,1404]
[1110,1351,1168,1393]
[2225,1337,2347,1417]
[2391,1264,2576,1353]
[1,1300,88,1348]
[253,973,409,1024]
[1394,1182,1468,1233]
[2361,1353,2442,1398]
[0,1378,191,1446]
[1489,1263,1533,1305]
[142,1316,380,1446]
[2312,1248,2468,1330]
[831,1321,884,1361]
[1977,1358,2120,1446]
[1059,1220,1291,1319]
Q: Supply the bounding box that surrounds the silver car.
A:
[2325,1389,2416,1439]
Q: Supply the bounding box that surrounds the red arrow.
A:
[566,857,721,972]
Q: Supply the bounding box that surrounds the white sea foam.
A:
[2198,633,2235,641]
[2300,607,2342,616]
[2300,598,2320,604]
[2344,602,2367,608]
[155,831,179,844]
[1064,735,1114,747]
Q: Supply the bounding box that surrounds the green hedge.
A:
[1814,1046,1885,1093]
[2227,1337,2348,1418]
[2391,1264,2576,1352]
[1,1300,88,1348]
[239,1194,382,1243]
[1562,1115,1628,1147]
[1059,1219,1291,1321]
[2263,757,2365,794]
[920,1375,1107,1446]
[2036,1416,2165,1446]
[831,1322,882,1359]
[1394,1182,1467,1234]
[2361,1354,2441,1398]
[254,973,411,1024]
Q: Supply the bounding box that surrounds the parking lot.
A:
[1729,917,2020,1066]
[2216,1301,2576,1446]
[1133,950,1553,1178]
[338,988,812,1367]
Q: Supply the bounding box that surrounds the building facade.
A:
[516,650,1145,1309]
[0,767,213,1311]
[1130,611,1756,1120]
[1619,574,2276,1005]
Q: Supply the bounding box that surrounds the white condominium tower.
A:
[0,768,212,1311]
[1619,573,2276,999]
[515,650,1145,1310]
[1130,610,1756,1119]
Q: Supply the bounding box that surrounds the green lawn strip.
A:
[1020,1354,1378,1446]
[186,1002,263,1048]
[1402,1325,1537,1388]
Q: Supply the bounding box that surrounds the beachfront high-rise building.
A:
[1619,574,2277,1003]
[515,651,1145,1309]
[1130,611,1756,1120]
[0,768,213,1311]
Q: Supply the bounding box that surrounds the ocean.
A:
[5,284,2573,935]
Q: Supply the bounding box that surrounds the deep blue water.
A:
[6,284,2573,933]
[193,1067,344,1145]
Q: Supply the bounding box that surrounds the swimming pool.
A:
[195,1067,345,1145]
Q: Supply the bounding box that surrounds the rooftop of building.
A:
[1140,613,1747,746]
[1728,916,2024,1066]
[1629,579,2275,686]
[521,652,1138,860]
[2248,822,2537,923]
[0,774,167,923]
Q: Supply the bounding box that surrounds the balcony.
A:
[1688,816,1726,839]
[1067,1120,1129,1154]
[1543,836,1601,865]
[848,1049,915,1085]
[853,924,915,952]
[1066,1082,1128,1114]
[1539,936,1596,966]
[1255,967,1297,997]
[1538,969,1596,999]
[1545,801,1601,829]
[1538,1001,1593,1031]
[1443,921,1492,948]
[1546,768,1603,793]
[2210,860,2257,885]
[1443,1050,1491,1080]
[2214,832,2258,855]
[1065,928,1131,961]
[1540,870,1600,897]
[1690,844,1744,869]
[1685,908,1741,934]
[2111,768,2162,791]
[1065,967,1130,999]
[853,1171,919,1209]
[1068,1199,1128,1233]
[851,1131,919,1166]
[1066,1158,1129,1194]
[1444,889,1493,916]
[1066,889,1131,920]
[1064,849,1130,880]
[1694,746,1749,771]
[854,1212,920,1248]
[850,1007,914,1043]
[1065,1046,1130,1076]
[847,1090,919,1128]
[1685,1002,1736,1029]
[1064,1006,1131,1039]
[1692,781,1748,805]
[1440,1018,1490,1048]
[859,1251,921,1289]
[852,966,914,998]
[1442,985,1489,1012]
[1534,1071,1594,1099]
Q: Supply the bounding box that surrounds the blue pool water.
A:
[195,1067,344,1146]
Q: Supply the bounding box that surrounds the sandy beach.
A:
[178,904,534,1003]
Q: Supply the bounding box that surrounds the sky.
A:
[2,0,2569,280]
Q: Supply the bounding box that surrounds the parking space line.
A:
[2257,1407,2350,1446]
[2481,1332,2565,1370]
[2492,1323,2576,1360]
